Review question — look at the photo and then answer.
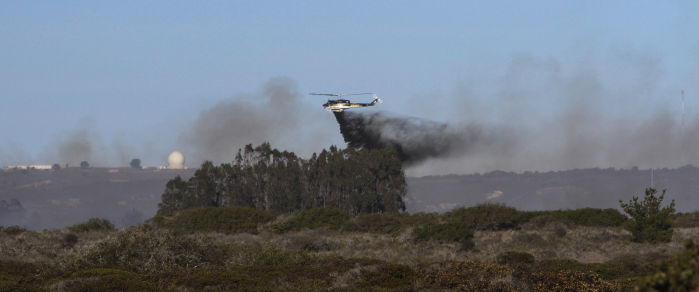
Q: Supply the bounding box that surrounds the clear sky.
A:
[1,1,698,173]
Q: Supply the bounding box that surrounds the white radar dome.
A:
[167,151,185,169]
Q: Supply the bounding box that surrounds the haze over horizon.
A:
[2,1,699,176]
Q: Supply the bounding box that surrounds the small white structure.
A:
[5,164,53,170]
[167,151,185,169]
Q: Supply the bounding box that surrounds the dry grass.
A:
[3,218,699,291]
[0,229,112,263]
[4,224,698,270]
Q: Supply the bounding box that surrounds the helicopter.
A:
[309,92,382,112]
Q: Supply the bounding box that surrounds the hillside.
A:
[0,167,194,229]
[407,165,699,213]
[3,165,699,230]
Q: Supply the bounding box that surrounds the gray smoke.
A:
[180,77,315,165]
[409,51,699,175]
[56,128,95,166]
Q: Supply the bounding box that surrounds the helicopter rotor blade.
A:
[309,93,344,97]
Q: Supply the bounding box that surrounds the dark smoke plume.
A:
[333,111,508,165]
[180,77,334,165]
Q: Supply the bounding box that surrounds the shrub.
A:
[63,233,79,248]
[533,208,628,227]
[70,228,230,273]
[61,268,155,291]
[153,206,274,234]
[497,251,535,266]
[637,240,699,291]
[343,213,403,233]
[620,188,676,243]
[536,256,659,286]
[445,204,526,230]
[397,212,440,227]
[283,230,337,252]
[422,261,528,291]
[273,208,349,233]
[68,218,115,233]
[529,269,615,291]
[0,260,44,291]
[360,263,417,289]
[166,266,262,291]
[673,211,699,228]
[0,225,27,235]
[413,221,474,244]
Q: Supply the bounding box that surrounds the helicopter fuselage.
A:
[322,98,379,112]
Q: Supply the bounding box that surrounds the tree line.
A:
[158,143,406,216]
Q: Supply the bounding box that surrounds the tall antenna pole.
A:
[681,89,686,132]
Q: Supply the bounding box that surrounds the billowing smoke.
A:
[56,128,95,165]
[37,123,104,166]
[180,77,333,165]
[333,111,512,165]
[404,52,699,175]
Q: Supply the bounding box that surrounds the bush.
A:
[529,269,615,291]
[68,218,115,233]
[153,206,274,234]
[63,233,79,248]
[620,188,676,243]
[637,240,699,291]
[61,268,155,291]
[70,228,230,273]
[343,213,403,233]
[0,260,44,291]
[422,261,528,291]
[673,211,699,228]
[536,256,660,284]
[273,208,349,233]
[0,225,27,235]
[413,221,474,244]
[445,204,526,230]
[360,263,416,289]
[530,208,628,227]
[497,251,535,266]
[166,266,262,291]
[285,233,337,252]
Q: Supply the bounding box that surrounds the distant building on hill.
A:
[4,164,53,170]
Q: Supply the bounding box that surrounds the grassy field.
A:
[1,206,698,291]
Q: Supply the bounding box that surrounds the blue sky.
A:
[1,1,698,172]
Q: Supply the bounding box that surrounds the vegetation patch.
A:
[57,268,155,292]
[343,213,403,233]
[444,204,627,232]
[273,208,349,233]
[0,225,28,236]
[359,263,417,289]
[445,204,525,231]
[153,206,274,234]
[637,240,699,291]
[0,260,44,291]
[529,208,627,227]
[497,251,535,266]
[620,188,676,243]
[673,211,699,227]
[528,269,615,291]
[69,228,230,273]
[422,261,527,291]
[158,143,407,216]
[68,218,115,233]
[413,221,474,246]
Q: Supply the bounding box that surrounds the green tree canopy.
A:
[158,143,407,216]
[620,188,676,243]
